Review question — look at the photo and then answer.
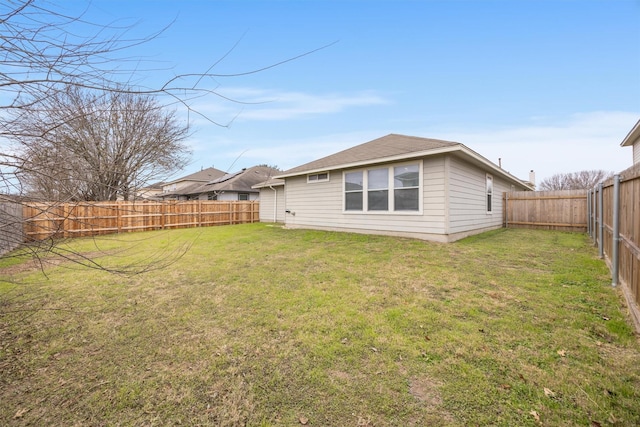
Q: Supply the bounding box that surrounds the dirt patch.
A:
[0,257,65,276]
[0,251,114,276]
[408,376,443,405]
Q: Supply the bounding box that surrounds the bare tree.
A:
[0,0,333,269]
[0,0,331,193]
[11,87,190,201]
[538,170,614,191]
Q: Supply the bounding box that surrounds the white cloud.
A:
[184,87,389,124]
[182,110,639,184]
[214,130,383,171]
[427,111,638,183]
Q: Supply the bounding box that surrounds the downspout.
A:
[611,175,620,287]
[269,185,277,223]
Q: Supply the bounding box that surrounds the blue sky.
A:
[66,0,639,184]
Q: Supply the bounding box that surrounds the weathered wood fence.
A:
[588,163,640,330]
[0,200,24,255]
[503,190,588,232]
[22,200,260,241]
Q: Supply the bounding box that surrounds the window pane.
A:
[345,192,363,210]
[345,172,363,191]
[486,175,493,212]
[394,188,419,211]
[368,168,388,189]
[394,165,419,188]
[368,190,388,211]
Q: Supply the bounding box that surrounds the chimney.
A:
[529,170,535,185]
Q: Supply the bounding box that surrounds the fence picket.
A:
[504,189,588,232]
[21,200,260,241]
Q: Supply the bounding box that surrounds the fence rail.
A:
[589,163,640,330]
[22,200,260,241]
[504,190,588,232]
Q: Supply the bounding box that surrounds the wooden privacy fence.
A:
[503,190,588,232]
[588,163,640,330]
[22,200,260,241]
[0,201,24,255]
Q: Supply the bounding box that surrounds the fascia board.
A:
[620,120,640,147]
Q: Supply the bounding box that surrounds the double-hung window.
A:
[344,163,421,212]
[394,165,420,211]
[345,171,364,211]
[368,168,389,211]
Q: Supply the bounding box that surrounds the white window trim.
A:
[486,173,493,214]
[307,172,330,183]
[342,160,423,215]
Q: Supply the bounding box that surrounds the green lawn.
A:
[1,224,638,426]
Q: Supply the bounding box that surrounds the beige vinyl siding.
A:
[634,142,640,165]
[447,156,504,234]
[283,174,344,227]
[258,186,285,222]
[283,157,448,239]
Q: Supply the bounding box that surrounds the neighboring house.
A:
[265,134,533,243]
[252,177,286,222]
[163,165,281,201]
[134,181,165,200]
[620,119,640,165]
[160,167,226,200]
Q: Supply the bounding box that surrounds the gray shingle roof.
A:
[186,166,281,195]
[280,134,460,176]
[166,167,226,185]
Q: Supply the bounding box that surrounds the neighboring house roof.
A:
[620,119,640,147]
[145,181,166,189]
[160,167,226,198]
[164,167,226,186]
[277,133,533,190]
[181,166,281,196]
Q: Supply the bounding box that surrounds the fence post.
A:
[586,190,591,237]
[598,182,604,258]
[611,175,620,287]
[161,202,166,229]
[592,188,598,244]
